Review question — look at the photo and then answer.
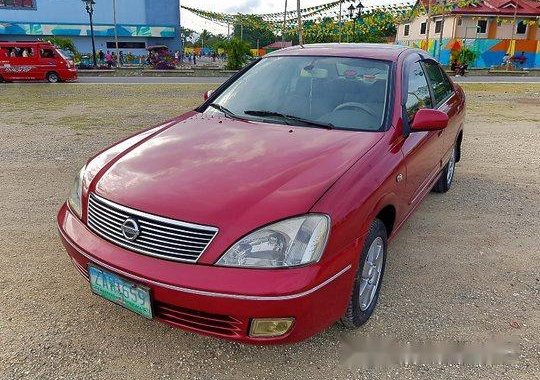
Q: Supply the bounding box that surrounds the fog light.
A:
[249,318,294,337]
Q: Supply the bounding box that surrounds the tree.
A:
[195,29,211,48]
[46,36,79,57]
[46,36,82,62]
[222,38,251,70]
[233,16,276,49]
[180,26,195,47]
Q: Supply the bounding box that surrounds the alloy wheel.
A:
[358,236,385,311]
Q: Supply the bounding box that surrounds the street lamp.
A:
[349,1,364,42]
[348,4,355,19]
[82,0,97,68]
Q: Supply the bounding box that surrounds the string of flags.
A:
[181,0,540,33]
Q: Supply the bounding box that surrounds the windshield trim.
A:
[198,55,395,133]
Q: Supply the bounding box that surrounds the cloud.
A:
[224,0,264,13]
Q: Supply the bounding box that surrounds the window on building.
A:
[106,42,147,49]
[404,24,410,36]
[477,19,488,34]
[435,20,442,33]
[420,22,427,34]
[516,21,527,35]
[406,61,432,120]
[0,0,35,9]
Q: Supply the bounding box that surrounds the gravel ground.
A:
[0,83,539,380]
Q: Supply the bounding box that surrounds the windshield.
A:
[57,49,72,60]
[205,56,391,131]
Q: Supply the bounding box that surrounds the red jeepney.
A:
[0,41,77,83]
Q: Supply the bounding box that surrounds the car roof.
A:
[265,43,411,61]
[0,41,53,46]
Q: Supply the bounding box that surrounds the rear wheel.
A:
[341,219,387,329]
[433,145,456,193]
[46,72,60,83]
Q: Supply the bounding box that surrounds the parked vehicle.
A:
[146,45,175,70]
[57,43,465,344]
[0,41,77,83]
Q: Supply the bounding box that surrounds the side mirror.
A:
[410,109,449,132]
[203,90,213,101]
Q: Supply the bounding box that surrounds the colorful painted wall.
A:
[0,22,176,38]
[397,38,540,69]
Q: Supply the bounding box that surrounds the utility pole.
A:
[338,0,343,43]
[425,0,431,54]
[282,0,288,47]
[297,0,303,46]
[509,0,518,57]
[437,0,446,62]
[112,0,120,66]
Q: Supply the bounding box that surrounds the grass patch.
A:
[0,83,217,135]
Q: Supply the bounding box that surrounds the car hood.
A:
[94,113,382,236]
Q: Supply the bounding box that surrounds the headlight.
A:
[216,214,330,268]
[67,165,86,219]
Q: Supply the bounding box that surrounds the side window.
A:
[424,62,454,106]
[40,48,55,58]
[19,47,34,59]
[406,61,432,120]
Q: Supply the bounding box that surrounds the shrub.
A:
[223,39,251,70]
[456,46,477,66]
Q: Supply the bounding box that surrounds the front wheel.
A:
[433,146,456,193]
[46,72,60,83]
[341,219,387,329]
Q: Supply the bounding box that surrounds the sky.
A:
[180,0,404,35]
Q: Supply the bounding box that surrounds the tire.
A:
[341,219,387,329]
[46,72,60,83]
[433,145,457,193]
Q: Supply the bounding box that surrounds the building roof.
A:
[419,0,540,17]
[266,43,410,61]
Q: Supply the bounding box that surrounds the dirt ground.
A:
[0,82,539,380]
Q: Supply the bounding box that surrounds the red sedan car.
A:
[58,43,465,344]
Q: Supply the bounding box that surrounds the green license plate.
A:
[88,265,153,319]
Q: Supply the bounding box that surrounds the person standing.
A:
[105,51,113,69]
[98,49,105,64]
[517,51,527,70]
[119,51,124,66]
[502,53,510,69]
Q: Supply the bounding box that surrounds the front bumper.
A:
[57,203,356,344]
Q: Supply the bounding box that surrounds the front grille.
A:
[154,302,244,337]
[87,193,218,263]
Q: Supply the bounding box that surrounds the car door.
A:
[422,60,461,164]
[400,56,443,207]
[18,46,40,80]
[37,46,57,80]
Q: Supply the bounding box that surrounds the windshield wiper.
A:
[244,110,334,130]
[208,103,245,121]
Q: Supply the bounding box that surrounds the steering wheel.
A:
[333,102,377,118]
